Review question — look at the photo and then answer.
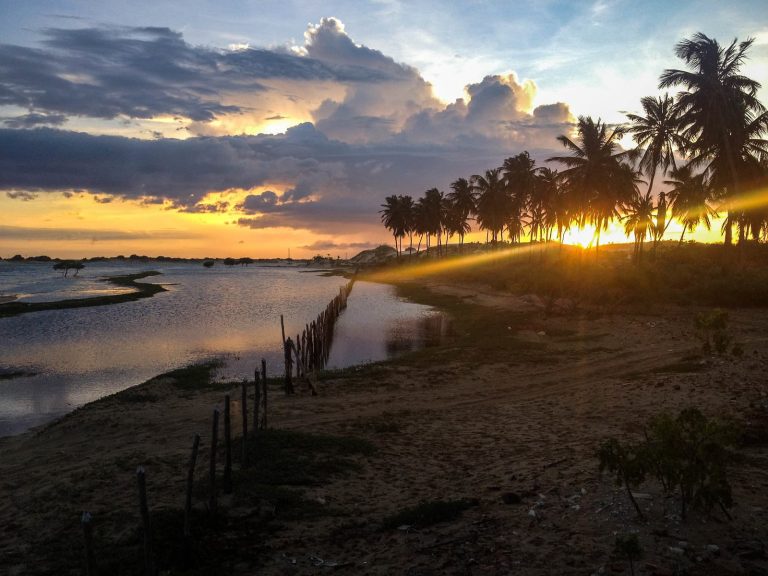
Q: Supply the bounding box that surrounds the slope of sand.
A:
[1,280,767,575]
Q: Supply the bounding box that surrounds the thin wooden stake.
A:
[223,396,232,494]
[81,511,94,576]
[261,358,267,429]
[209,409,219,515]
[240,380,248,466]
[280,314,286,348]
[183,434,200,540]
[136,466,154,576]
[253,368,260,435]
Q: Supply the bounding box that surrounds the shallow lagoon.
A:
[0,262,443,436]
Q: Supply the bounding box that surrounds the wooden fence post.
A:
[223,396,232,494]
[261,358,267,429]
[240,381,248,467]
[209,409,219,516]
[184,434,200,541]
[136,466,154,576]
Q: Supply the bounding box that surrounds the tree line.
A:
[380,33,768,259]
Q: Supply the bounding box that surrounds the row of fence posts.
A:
[280,278,355,395]
[81,360,270,576]
[79,280,356,574]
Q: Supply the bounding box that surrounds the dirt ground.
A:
[1,279,767,575]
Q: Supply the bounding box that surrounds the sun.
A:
[562,225,596,248]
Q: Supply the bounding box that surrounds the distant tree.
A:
[238,257,254,266]
[223,257,237,266]
[53,260,85,277]
[203,260,215,268]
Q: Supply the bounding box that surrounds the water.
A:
[0,261,444,436]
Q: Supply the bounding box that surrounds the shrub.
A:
[694,309,730,355]
[599,408,736,521]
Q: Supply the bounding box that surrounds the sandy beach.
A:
[1,277,766,575]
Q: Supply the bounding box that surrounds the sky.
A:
[1,0,766,258]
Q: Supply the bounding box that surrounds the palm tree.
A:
[623,192,655,260]
[659,33,767,244]
[548,116,630,251]
[536,167,568,242]
[447,177,476,249]
[472,168,509,244]
[400,195,415,256]
[625,94,684,200]
[444,199,471,254]
[380,195,406,256]
[503,152,537,242]
[422,188,445,256]
[665,166,718,243]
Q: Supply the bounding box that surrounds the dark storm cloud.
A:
[0,23,416,125]
[3,112,67,128]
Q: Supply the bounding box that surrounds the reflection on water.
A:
[0,264,443,436]
[384,314,449,356]
[326,281,446,369]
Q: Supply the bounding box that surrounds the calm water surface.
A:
[0,262,443,436]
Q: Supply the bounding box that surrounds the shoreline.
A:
[0,271,167,318]
[1,275,766,574]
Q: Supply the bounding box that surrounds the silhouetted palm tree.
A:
[665,166,718,243]
[380,195,407,256]
[423,188,445,256]
[625,94,684,199]
[447,177,476,249]
[623,192,655,260]
[503,152,537,242]
[473,168,509,244]
[400,195,416,256]
[660,32,767,244]
[548,116,630,250]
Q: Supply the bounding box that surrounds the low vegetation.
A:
[599,407,737,521]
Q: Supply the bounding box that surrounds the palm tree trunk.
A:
[679,227,686,245]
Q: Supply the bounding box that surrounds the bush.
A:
[694,309,730,355]
[598,408,736,521]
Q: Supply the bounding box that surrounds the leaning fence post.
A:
[261,358,267,429]
[209,409,219,516]
[81,511,94,576]
[136,466,154,576]
[184,434,200,541]
[223,396,232,494]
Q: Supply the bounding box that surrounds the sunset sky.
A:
[1,0,766,258]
